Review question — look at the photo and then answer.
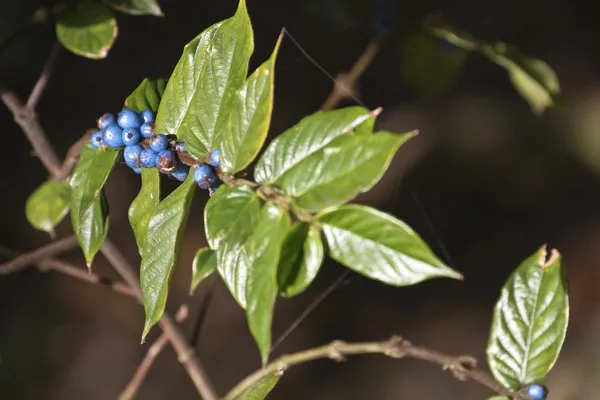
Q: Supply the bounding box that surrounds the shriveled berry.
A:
[156,150,177,174]
[90,130,105,148]
[149,134,168,152]
[193,165,217,189]
[170,164,190,181]
[124,144,143,168]
[140,122,155,139]
[102,124,124,148]
[527,384,548,400]
[122,127,141,146]
[141,109,155,123]
[97,112,116,130]
[139,148,158,168]
[208,148,220,167]
[175,141,186,153]
[117,108,143,129]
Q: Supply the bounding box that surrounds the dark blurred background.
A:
[2,0,600,399]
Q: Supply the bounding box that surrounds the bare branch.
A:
[189,275,216,347]
[0,236,78,275]
[27,41,61,109]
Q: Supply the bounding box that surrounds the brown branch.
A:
[119,305,190,400]
[224,336,524,400]
[27,40,61,109]
[0,236,78,275]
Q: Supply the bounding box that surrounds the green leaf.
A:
[25,179,71,235]
[317,204,462,286]
[56,0,118,59]
[125,77,168,113]
[487,397,510,400]
[71,189,110,266]
[278,131,413,212]
[234,370,281,400]
[105,0,163,16]
[221,33,282,173]
[487,246,569,390]
[245,203,290,365]
[128,168,160,255]
[190,247,217,294]
[140,174,196,340]
[277,223,324,297]
[155,0,254,159]
[254,106,374,183]
[204,185,260,308]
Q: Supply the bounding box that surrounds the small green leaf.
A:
[487,246,569,390]
[190,247,217,294]
[317,204,462,286]
[221,33,282,172]
[25,180,71,235]
[277,223,324,297]
[140,174,196,340]
[204,185,260,308]
[245,203,290,365]
[278,131,413,211]
[155,0,254,159]
[234,370,281,400]
[71,190,110,266]
[56,0,118,59]
[487,397,510,400]
[125,77,168,113]
[105,0,163,16]
[128,168,160,255]
[254,106,374,183]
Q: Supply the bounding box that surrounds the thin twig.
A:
[224,336,523,400]
[189,275,216,347]
[119,305,190,400]
[0,236,78,275]
[27,40,61,109]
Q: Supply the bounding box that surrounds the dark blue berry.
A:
[139,148,158,168]
[97,112,116,130]
[208,148,220,167]
[527,384,548,400]
[141,109,155,124]
[102,124,124,148]
[124,144,143,168]
[117,108,143,129]
[122,127,141,146]
[193,165,217,189]
[175,141,186,153]
[156,150,177,174]
[140,122,155,139]
[210,180,222,192]
[132,166,142,175]
[149,134,168,152]
[90,130,105,148]
[170,164,190,181]
[439,39,458,52]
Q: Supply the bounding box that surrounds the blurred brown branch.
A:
[0,236,78,275]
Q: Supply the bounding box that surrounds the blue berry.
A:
[141,109,155,123]
[149,134,168,152]
[210,180,222,192]
[175,141,186,153]
[439,39,458,52]
[170,164,190,181]
[97,112,116,130]
[140,122,155,139]
[156,150,177,174]
[527,384,548,400]
[117,108,143,129]
[102,124,124,148]
[124,144,143,168]
[208,148,220,167]
[193,165,217,189]
[139,148,158,168]
[90,130,105,148]
[122,127,141,146]
[132,166,142,175]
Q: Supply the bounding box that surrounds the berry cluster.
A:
[89,107,221,191]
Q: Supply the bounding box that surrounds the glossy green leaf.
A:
[245,203,290,364]
[128,168,160,255]
[254,106,374,183]
[190,247,217,294]
[234,370,281,400]
[279,131,413,211]
[105,0,163,16]
[71,190,110,267]
[487,246,569,390]
[155,0,254,159]
[277,223,324,297]
[221,33,281,172]
[125,78,168,113]
[140,174,196,340]
[317,205,462,286]
[25,180,71,235]
[56,0,117,59]
[204,185,260,307]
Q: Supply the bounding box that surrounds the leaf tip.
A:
[370,106,383,118]
[409,129,420,138]
[538,244,560,268]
